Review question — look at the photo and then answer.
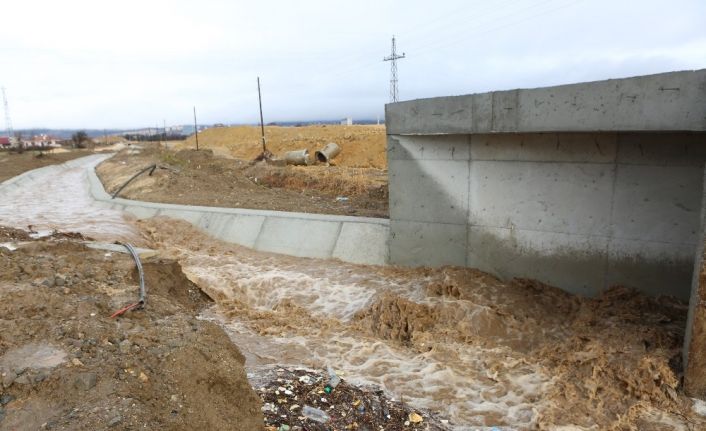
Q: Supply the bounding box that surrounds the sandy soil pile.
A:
[96,146,388,218]
[140,218,706,430]
[178,125,387,169]
[0,150,92,183]
[0,228,263,430]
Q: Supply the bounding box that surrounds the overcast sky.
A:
[1,0,705,129]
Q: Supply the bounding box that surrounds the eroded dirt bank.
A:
[141,217,706,430]
[96,146,388,218]
[0,227,263,430]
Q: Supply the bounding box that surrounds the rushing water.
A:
[3,156,698,430]
[0,155,142,244]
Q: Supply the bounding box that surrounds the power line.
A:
[383,35,406,103]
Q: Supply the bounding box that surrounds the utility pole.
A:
[257,77,267,153]
[2,87,14,144]
[193,106,199,151]
[383,35,406,103]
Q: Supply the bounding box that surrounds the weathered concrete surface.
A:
[386,69,706,135]
[86,160,389,265]
[684,168,706,398]
[388,132,706,299]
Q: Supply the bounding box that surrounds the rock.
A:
[42,278,55,288]
[34,371,49,383]
[107,415,122,427]
[138,372,149,383]
[2,372,17,388]
[119,340,131,354]
[74,372,97,390]
[0,394,14,405]
[0,407,5,423]
[55,275,65,287]
[14,374,31,386]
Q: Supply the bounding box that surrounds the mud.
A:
[140,217,706,430]
[0,235,263,430]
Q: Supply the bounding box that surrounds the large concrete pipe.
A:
[284,149,310,166]
[315,143,341,163]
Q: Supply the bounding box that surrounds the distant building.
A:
[0,137,10,147]
[18,134,60,148]
[340,117,353,126]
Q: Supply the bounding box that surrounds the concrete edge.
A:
[386,69,706,134]
[85,156,390,265]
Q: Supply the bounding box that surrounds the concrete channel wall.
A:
[85,161,389,265]
[386,69,706,300]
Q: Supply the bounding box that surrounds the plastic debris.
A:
[325,365,341,393]
[302,405,331,423]
[409,412,423,423]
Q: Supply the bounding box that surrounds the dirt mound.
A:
[137,259,212,311]
[96,146,388,218]
[179,125,387,169]
[0,235,263,430]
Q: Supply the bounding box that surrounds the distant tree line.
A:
[122,133,188,142]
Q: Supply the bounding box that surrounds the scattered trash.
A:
[325,365,341,393]
[250,366,450,430]
[335,196,349,202]
[302,405,330,423]
[315,142,341,163]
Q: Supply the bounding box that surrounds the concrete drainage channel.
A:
[85,156,390,265]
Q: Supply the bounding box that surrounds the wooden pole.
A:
[193,106,199,151]
[257,77,266,153]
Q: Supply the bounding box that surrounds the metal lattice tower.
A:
[383,35,405,103]
[2,87,13,142]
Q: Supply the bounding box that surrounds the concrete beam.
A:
[386,69,706,135]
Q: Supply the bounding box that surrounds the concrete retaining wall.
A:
[86,162,389,265]
[388,132,705,299]
[386,70,706,299]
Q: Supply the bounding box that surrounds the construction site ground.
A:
[96,143,389,218]
[4,136,706,429]
[177,124,387,169]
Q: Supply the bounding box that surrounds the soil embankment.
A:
[0,150,92,183]
[0,227,264,430]
[96,146,388,218]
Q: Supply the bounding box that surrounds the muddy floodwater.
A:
[2,156,704,430]
[0,155,142,244]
